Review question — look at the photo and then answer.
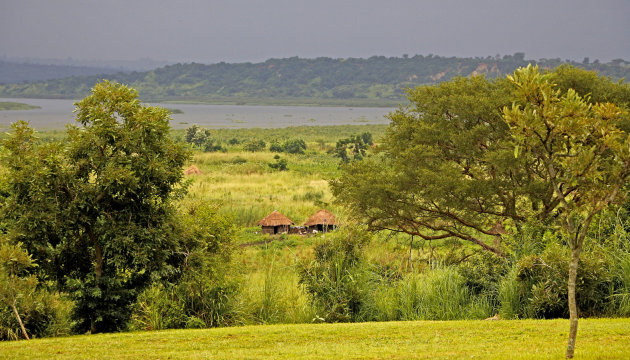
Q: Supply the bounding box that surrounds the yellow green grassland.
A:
[1,318,629,359]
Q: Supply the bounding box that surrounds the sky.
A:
[1,0,629,65]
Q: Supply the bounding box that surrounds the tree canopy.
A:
[331,65,630,357]
[331,66,630,256]
[0,81,190,333]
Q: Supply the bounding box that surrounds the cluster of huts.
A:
[258,209,338,235]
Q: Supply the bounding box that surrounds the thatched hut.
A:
[258,210,294,235]
[304,209,338,233]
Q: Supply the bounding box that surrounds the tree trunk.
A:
[88,227,103,334]
[11,301,30,340]
[566,246,581,358]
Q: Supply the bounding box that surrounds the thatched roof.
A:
[184,165,202,175]
[258,210,294,227]
[304,209,338,226]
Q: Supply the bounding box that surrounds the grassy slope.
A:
[1,319,629,359]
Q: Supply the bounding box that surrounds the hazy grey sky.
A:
[1,0,629,64]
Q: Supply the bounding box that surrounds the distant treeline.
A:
[0,61,121,85]
[0,53,628,106]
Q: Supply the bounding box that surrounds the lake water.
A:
[0,98,393,130]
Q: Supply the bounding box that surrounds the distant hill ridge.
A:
[0,53,628,106]
[0,61,123,84]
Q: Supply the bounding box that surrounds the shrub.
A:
[508,243,613,318]
[268,156,288,171]
[282,139,307,154]
[130,202,240,330]
[243,140,266,152]
[269,139,307,154]
[0,239,73,340]
[269,141,284,153]
[298,229,372,322]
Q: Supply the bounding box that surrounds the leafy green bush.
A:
[0,239,73,340]
[298,229,372,322]
[268,155,288,171]
[269,139,307,154]
[282,139,307,154]
[129,202,240,330]
[505,243,613,318]
[129,284,186,331]
[243,140,266,152]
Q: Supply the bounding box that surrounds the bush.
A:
[0,239,73,340]
[505,243,614,318]
[230,156,247,165]
[129,284,186,331]
[269,141,284,153]
[268,156,288,171]
[282,139,307,154]
[269,139,307,154]
[298,229,372,322]
[243,140,266,152]
[0,289,73,341]
[130,202,240,330]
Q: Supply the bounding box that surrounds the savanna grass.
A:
[183,150,341,226]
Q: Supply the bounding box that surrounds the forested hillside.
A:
[0,60,122,84]
[0,53,628,105]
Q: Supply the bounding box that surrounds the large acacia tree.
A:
[332,66,630,255]
[331,66,630,357]
[0,81,190,333]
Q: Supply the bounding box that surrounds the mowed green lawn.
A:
[1,319,629,359]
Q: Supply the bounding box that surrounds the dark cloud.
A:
[1,0,628,63]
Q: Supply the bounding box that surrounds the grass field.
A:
[1,319,628,359]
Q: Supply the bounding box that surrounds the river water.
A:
[0,98,393,130]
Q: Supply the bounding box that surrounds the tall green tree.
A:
[503,65,630,358]
[332,67,630,256]
[0,81,190,333]
[331,76,518,255]
[331,65,630,358]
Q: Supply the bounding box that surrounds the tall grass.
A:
[239,251,315,324]
[389,267,491,321]
[498,265,524,319]
[184,151,340,226]
[611,254,630,316]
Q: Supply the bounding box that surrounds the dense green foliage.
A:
[334,132,373,163]
[269,139,307,155]
[2,73,630,350]
[130,202,237,330]
[332,66,630,255]
[0,238,73,341]
[184,125,225,152]
[1,55,627,106]
[0,82,191,333]
[331,65,630,357]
